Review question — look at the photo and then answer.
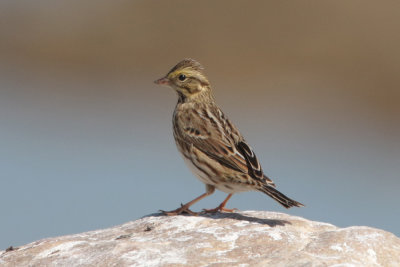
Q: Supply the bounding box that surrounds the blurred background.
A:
[1,1,399,249]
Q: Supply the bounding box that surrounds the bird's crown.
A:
[168,58,204,74]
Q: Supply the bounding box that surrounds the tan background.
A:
[1,1,399,248]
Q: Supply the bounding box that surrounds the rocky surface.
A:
[1,211,400,266]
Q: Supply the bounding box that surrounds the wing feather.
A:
[176,104,275,186]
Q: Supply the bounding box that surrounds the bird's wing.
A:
[176,105,275,186]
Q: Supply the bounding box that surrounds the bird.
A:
[154,58,304,215]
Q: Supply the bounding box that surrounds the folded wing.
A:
[176,106,275,187]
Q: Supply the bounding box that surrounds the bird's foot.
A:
[202,205,238,214]
[160,203,199,216]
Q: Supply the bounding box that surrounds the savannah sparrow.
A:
[155,59,303,215]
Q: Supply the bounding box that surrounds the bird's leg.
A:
[203,193,237,213]
[160,193,207,216]
[161,185,215,216]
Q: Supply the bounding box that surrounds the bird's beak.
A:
[154,77,170,86]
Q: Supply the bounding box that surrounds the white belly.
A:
[181,155,254,194]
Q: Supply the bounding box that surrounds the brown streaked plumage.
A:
[155,58,304,215]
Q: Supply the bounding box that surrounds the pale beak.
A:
[154,77,170,86]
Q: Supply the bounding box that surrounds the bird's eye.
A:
[178,74,186,81]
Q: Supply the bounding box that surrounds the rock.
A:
[1,211,399,266]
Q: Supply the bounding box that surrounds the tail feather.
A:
[260,185,304,209]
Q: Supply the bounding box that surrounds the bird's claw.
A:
[160,205,199,216]
[202,207,238,214]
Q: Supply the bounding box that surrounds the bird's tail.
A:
[260,185,304,209]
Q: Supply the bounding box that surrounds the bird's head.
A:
[155,59,211,101]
